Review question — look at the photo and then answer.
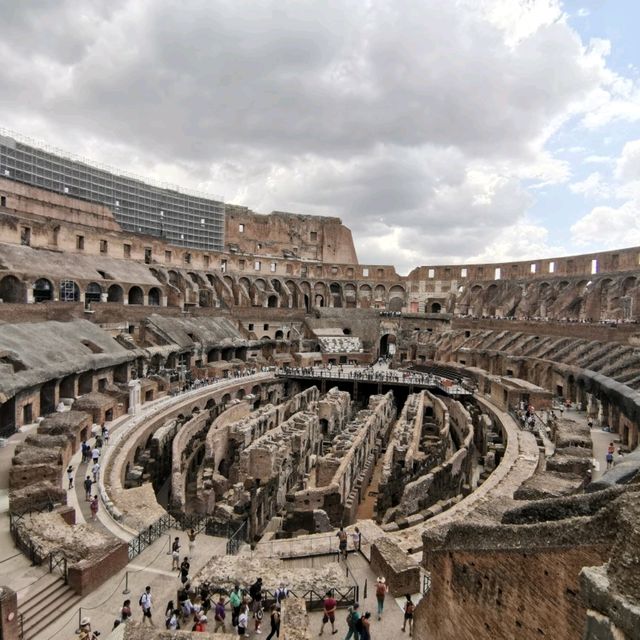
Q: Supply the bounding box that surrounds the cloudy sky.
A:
[1,0,639,274]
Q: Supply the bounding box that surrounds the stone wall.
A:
[370,537,421,597]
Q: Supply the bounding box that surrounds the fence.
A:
[9,511,68,583]
[127,511,249,560]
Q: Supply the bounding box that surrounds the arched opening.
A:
[275,330,284,339]
[388,296,403,312]
[304,294,310,311]
[268,295,278,308]
[430,302,442,313]
[0,275,25,303]
[221,393,231,405]
[107,284,124,303]
[85,282,102,304]
[148,287,161,306]
[59,280,79,302]
[330,283,343,308]
[315,294,324,307]
[236,389,245,400]
[40,380,57,416]
[128,286,144,305]
[379,333,397,358]
[33,278,54,303]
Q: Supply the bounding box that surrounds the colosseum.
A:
[0,135,638,640]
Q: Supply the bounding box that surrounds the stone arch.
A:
[271,279,282,293]
[374,284,386,301]
[379,333,397,358]
[267,295,278,308]
[107,284,124,303]
[0,275,25,303]
[33,278,54,303]
[430,302,442,313]
[128,286,144,305]
[167,270,180,287]
[275,329,284,339]
[622,276,637,295]
[221,393,231,405]
[388,296,403,312]
[329,282,343,308]
[236,389,245,400]
[85,282,102,304]
[344,283,357,309]
[148,287,161,306]
[359,284,372,309]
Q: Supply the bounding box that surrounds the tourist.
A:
[180,556,190,585]
[249,577,263,615]
[360,612,372,640]
[352,527,362,552]
[606,449,614,469]
[375,577,388,620]
[192,613,207,632]
[266,604,281,640]
[166,608,179,630]
[92,461,100,483]
[102,425,110,444]
[229,584,242,627]
[213,595,227,633]
[254,603,264,634]
[67,465,74,490]
[90,495,99,521]
[319,590,337,636]
[401,595,414,635]
[81,440,90,464]
[337,526,348,559]
[92,446,100,463]
[274,582,289,605]
[344,602,361,640]
[84,475,93,501]
[172,537,181,570]
[120,599,132,623]
[237,603,249,636]
[76,616,93,640]
[140,586,154,627]
[188,528,197,558]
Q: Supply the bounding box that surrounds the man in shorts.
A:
[337,526,348,559]
[402,594,414,635]
[319,590,337,635]
[140,585,154,627]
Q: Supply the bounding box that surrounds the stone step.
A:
[20,577,81,640]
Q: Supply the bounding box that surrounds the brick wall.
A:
[67,542,128,596]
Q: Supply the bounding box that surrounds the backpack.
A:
[346,610,353,627]
[376,583,386,597]
[355,617,364,632]
[139,594,145,606]
[406,601,415,615]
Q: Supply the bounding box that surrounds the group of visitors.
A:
[324,583,416,640]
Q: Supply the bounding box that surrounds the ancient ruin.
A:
[0,149,639,640]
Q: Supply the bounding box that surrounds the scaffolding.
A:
[0,129,225,252]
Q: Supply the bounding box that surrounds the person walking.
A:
[120,599,132,623]
[213,595,227,633]
[344,603,361,640]
[237,603,249,636]
[266,604,281,640]
[67,465,74,489]
[375,577,388,620]
[83,475,93,501]
[351,527,362,552]
[337,526,348,559]
[401,595,414,636]
[359,612,371,640]
[90,495,99,521]
[140,586,154,627]
[179,557,190,586]
[319,590,338,636]
[171,537,181,570]
[229,584,242,628]
[188,528,197,558]
[92,461,100,484]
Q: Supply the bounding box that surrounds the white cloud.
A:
[571,200,640,247]
[569,171,611,199]
[0,0,634,268]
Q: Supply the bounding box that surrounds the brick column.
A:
[0,586,20,640]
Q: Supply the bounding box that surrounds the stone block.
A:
[370,537,421,597]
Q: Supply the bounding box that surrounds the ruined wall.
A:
[287,391,396,527]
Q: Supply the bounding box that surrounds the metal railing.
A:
[226,520,247,555]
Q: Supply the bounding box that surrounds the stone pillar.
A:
[0,586,20,640]
[26,287,34,304]
[101,292,108,302]
[143,294,149,306]
[161,295,168,307]
[128,380,141,416]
